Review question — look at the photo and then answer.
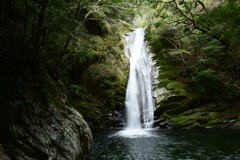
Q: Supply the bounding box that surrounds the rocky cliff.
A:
[0,102,92,160]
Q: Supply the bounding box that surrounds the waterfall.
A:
[124,28,155,132]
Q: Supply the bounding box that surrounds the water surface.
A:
[87,129,240,160]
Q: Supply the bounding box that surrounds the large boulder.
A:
[0,106,92,160]
[0,145,11,160]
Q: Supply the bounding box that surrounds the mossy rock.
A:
[231,121,240,128]
[155,102,181,116]
[155,77,198,119]
[190,122,204,129]
[166,109,227,129]
[165,81,190,98]
[158,79,172,88]
[161,95,187,104]
[169,111,206,128]
[164,104,191,115]
[101,21,112,34]
[156,94,191,116]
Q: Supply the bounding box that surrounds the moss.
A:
[165,109,228,129]
[190,122,204,129]
[166,82,188,96]
[172,112,203,122]
[156,102,180,115]
[101,21,112,34]
[161,113,172,119]
[156,82,195,116]
[158,79,172,88]
[156,79,196,119]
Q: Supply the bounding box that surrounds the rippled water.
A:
[86,129,240,160]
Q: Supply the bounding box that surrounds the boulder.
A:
[0,106,92,160]
[0,145,11,160]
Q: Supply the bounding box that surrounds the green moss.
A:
[101,21,112,34]
[156,79,195,117]
[206,112,223,126]
[172,112,202,123]
[166,109,226,129]
[190,122,204,129]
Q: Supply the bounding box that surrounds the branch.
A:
[194,25,227,46]
[172,0,194,23]
[183,1,195,22]
[197,0,208,13]
[174,32,201,40]
[84,0,102,21]
[101,4,127,11]
[166,19,188,25]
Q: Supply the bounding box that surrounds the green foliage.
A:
[1,0,240,131]
[145,0,240,128]
[0,0,136,130]
[204,0,240,44]
[200,44,225,56]
[191,69,224,100]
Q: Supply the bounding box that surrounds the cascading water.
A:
[118,28,155,137]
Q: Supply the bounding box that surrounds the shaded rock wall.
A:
[0,75,93,160]
[1,105,92,160]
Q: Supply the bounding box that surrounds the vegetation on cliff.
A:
[146,0,240,128]
[0,0,139,158]
[0,0,141,132]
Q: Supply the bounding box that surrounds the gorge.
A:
[1,0,240,159]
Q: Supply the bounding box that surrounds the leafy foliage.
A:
[0,0,137,129]
[146,0,240,106]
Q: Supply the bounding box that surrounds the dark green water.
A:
[86,129,240,160]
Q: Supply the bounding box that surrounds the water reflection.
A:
[87,129,240,160]
[124,134,159,159]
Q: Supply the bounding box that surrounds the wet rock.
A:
[153,118,172,129]
[231,121,240,128]
[0,145,11,160]
[154,88,169,104]
[108,110,124,128]
[1,106,92,160]
[159,121,172,129]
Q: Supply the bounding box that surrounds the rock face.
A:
[0,106,92,160]
[0,145,11,160]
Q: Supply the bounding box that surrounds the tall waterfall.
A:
[124,28,155,132]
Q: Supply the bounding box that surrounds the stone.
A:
[0,106,92,160]
[232,121,240,128]
[0,145,11,160]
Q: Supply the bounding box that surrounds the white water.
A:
[118,28,155,137]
